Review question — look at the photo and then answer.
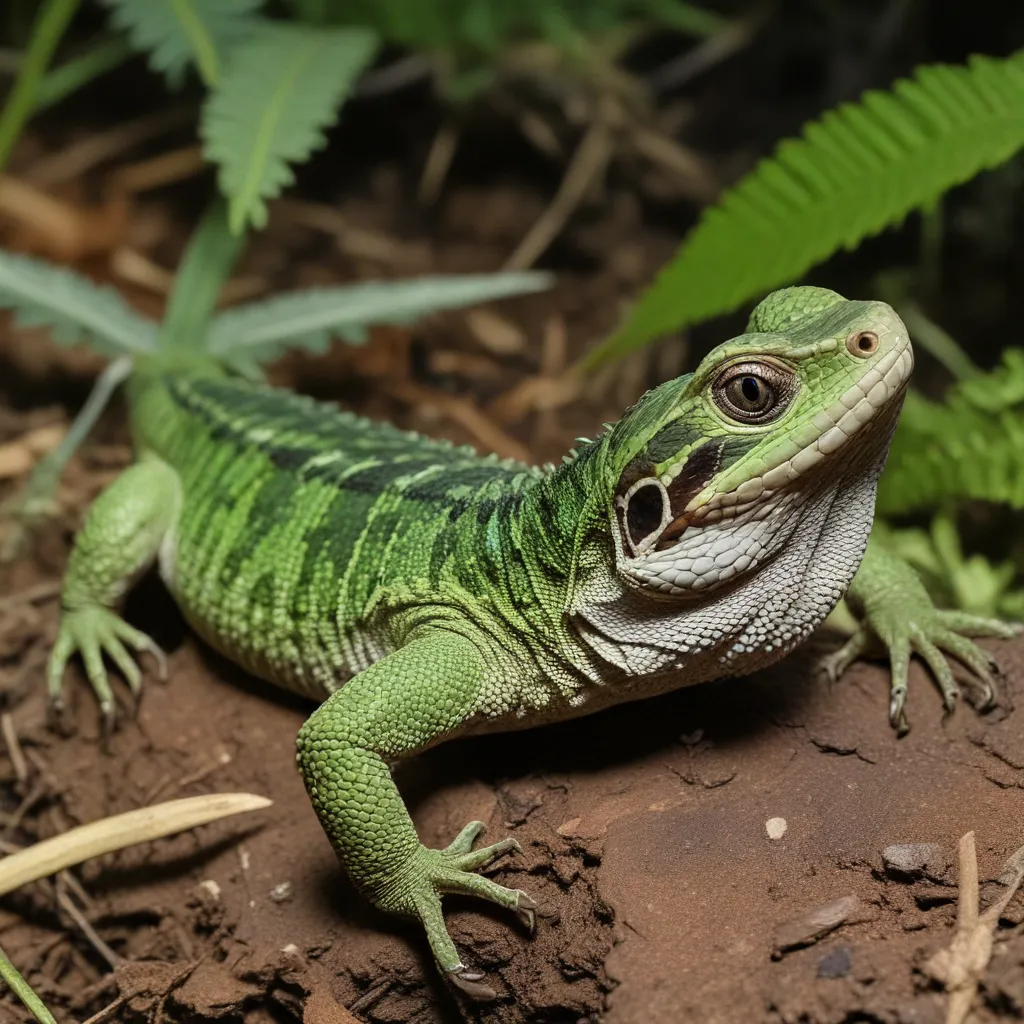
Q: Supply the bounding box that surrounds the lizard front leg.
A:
[296,628,535,999]
[825,534,1020,733]
[47,458,179,726]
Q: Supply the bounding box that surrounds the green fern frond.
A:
[877,349,1024,515]
[201,21,379,233]
[0,250,157,357]
[207,271,553,370]
[584,52,1024,368]
[98,0,263,87]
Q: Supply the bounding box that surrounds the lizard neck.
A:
[566,427,891,685]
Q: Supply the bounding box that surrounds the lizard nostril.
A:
[847,330,879,357]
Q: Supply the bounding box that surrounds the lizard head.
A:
[602,286,913,599]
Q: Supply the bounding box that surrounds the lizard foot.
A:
[823,611,1020,735]
[381,821,534,1000]
[47,606,167,730]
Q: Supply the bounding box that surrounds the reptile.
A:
[46,285,1017,998]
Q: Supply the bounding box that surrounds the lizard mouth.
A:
[621,337,913,559]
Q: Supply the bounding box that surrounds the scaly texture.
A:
[47,286,1015,996]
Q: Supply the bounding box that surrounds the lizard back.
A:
[128,371,553,699]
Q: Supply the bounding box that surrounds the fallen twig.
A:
[0,711,28,785]
[923,830,1024,1024]
[503,117,613,271]
[55,874,122,971]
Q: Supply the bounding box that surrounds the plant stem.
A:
[0,0,81,170]
[0,945,58,1024]
[160,200,246,350]
[34,34,133,111]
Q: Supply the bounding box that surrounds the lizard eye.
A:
[712,361,795,424]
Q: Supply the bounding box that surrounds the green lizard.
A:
[46,285,1016,998]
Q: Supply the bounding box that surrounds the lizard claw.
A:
[369,824,533,994]
[448,966,497,1001]
[515,891,538,933]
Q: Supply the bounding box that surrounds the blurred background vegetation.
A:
[1,0,1024,617]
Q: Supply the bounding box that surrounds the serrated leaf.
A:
[208,271,553,366]
[584,52,1024,368]
[0,250,157,357]
[877,348,1024,515]
[201,22,379,233]
[99,0,263,87]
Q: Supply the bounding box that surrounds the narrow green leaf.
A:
[159,199,246,350]
[208,271,553,367]
[0,946,57,1024]
[583,53,1024,368]
[99,0,263,87]
[33,35,133,110]
[201,22,379,233]
[0,0,81,170]
[0,249,157,356]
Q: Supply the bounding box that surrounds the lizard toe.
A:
[448,966,497,1001]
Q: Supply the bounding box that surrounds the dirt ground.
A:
[4,7,1024,1021]
[4,536,1024,1024]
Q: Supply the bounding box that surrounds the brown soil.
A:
[4,537,1024,1024]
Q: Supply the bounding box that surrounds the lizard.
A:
[45,284,1017,998]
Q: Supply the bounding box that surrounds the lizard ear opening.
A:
[616,478,670,554]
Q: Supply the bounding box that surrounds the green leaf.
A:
[201,22,379,233]
[584,52,1024,368]
[877,348,1024,515]
[208,270,553,367]
[0,944,57,1024]
[0,0,81,171]
[98,0,263,87]
[159,199,246,350]
[33,35,134,111]
[0,249,157,356]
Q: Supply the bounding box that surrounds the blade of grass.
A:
[33,34,133,110]
[0,945,58,1024]
[0,792,271,895]
[0,0,82,170]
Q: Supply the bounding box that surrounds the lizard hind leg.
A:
[296,631,536,1000]
[47,458,179,729]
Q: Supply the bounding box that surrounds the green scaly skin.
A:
[46,287,1017,997]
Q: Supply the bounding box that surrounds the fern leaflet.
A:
[208,271,553,369]
[0,251,157,357]
[99,0,263,87]
[584,52,1024,367]
[201,21,379,233]
[877,349,1024,515]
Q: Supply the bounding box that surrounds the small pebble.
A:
[268,881,293,903]
[766,817,788,841]
[197,879,221,899]
[882,843,944,879]
[817,945,852,979]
